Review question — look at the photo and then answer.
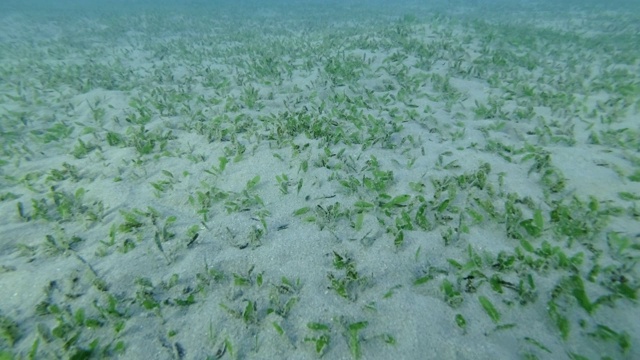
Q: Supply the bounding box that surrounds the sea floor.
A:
[0,1,639,359]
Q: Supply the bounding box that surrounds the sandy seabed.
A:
[1,1,639,359]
